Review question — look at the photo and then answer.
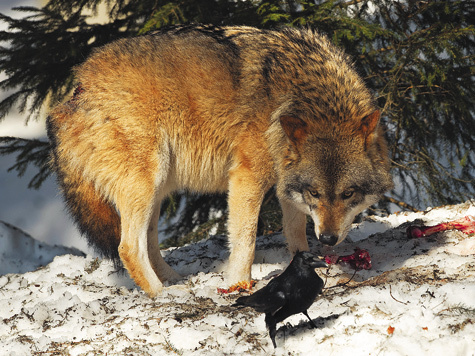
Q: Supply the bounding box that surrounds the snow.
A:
[0,221,84,275]
[0,201,474,355]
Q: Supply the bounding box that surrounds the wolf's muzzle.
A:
[319,234,338,246]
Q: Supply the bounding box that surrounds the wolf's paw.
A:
[163,270,183,284]
[157,264,183,285]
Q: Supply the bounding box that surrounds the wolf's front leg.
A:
[280,198,309,254]
[226,169,267,285]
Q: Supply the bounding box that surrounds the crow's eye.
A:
[308,189,320,198]
[342,189,354,199]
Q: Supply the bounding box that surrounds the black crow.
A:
[233,251,327,348]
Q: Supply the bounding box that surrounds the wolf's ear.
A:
[280,116,308,146]
[359,110,380,147]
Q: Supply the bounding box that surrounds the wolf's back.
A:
[46,108,121,264]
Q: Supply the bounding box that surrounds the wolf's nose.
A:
[319,234,338,246]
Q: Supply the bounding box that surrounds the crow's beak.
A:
[311,258,328,269]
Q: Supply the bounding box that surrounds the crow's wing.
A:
[235,288,287,315]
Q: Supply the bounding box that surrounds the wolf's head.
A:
[273,110,393,246]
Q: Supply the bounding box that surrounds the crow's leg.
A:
[265,314,278,348]
[302,310,318,328]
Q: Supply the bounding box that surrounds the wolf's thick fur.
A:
[47,24,393,296]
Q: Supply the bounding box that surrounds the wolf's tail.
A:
[46,112,122,266]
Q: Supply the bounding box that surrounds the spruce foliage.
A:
[1,0,474,245]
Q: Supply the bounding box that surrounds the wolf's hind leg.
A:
[118,185,181,296]
[147,199,182,283]
[280,199,309,254]
[118,197,164,297]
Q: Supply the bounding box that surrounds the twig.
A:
[389,285,408,305]
[383,196,420,212]
[323,269,358,291]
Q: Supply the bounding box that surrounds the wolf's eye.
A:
[309,189,320,198]
[342,189,354,199]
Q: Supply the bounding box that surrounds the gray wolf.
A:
[46,24,393,296]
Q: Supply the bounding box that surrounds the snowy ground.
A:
[1,200,474,355]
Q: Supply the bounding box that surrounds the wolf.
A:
[47,24,393,296]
